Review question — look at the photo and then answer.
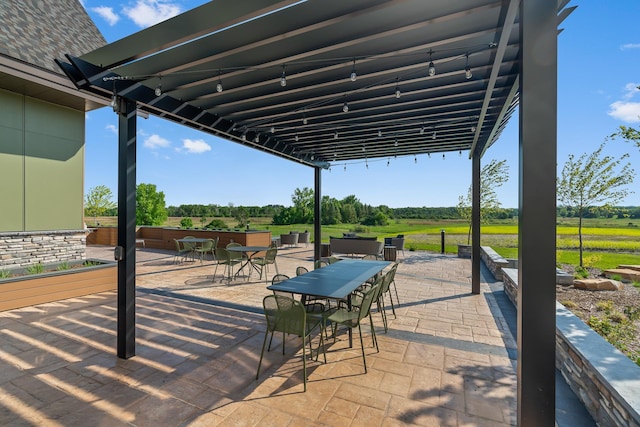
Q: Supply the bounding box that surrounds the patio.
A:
[2,245,588,426]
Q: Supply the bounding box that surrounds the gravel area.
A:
[556,264,640,364]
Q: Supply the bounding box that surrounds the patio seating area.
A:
[0,246,591,426]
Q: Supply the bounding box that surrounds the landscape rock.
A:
[573,278,624,291]
[602,268,640,282]
[617,264,640,272]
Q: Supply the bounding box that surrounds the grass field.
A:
[90,216,640,270]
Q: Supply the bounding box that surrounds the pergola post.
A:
[313,166,322,261]
[116,98,137,359]
[471,151,481,294]
[517,0,557,424]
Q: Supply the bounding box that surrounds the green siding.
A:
[0,90,25,230]
[0,91,84,232]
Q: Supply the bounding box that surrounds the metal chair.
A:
[251,247,279,283]
[256,294,325,391]
[327,282,381,373]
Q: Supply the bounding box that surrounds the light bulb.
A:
[395,87,401,99]
[428,61,436,77]
[465,66,472,80]
[343,102,349,113]
[216,81,223,92]
[432,131,437,140]
[350,70,357,82]
[154,84,162,96]
[270,126,275,133]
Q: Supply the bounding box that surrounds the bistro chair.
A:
[251,247,279,283]
[173,239,192,264]
[213,247,241,282]
[295,266,309,276]
[314,260,329,269]
[256,294,325,391]
[327,282,381,373]
[194,238,215,264]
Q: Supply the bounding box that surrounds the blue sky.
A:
[80,1,640,209]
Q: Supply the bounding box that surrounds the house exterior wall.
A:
[0,88,84,232]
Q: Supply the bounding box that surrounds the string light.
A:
[414,155,417,163]
[378,129,382,137]
[280,65,287,87]
[394,139,398,147]
[387,159,390,167]
[270,126,275,133]
[443,153,446,159]
[216,71,223,92]
[420,127,425,135]
[350,59,357,82]
[465,54,472,80]
[334,131,339,139]
[295,133,299,142]
[344,164,347,172]
[428,50,436,77]
[254,134,260,143]
[342,101,349,113]
[432,130,437,140]
[154,77,162,96]
[394,78,401,99]
[302,113,308,125]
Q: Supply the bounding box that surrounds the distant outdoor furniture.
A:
[384,235,405,256]
[280,233,298,248]
[212,247,242,282]
[320,243,331,257]
[297,231,310,247]
[383,246,397,261]
[135,238,145,248]
[270,237,281,248]
[329,237,383,258]
[226,245,270,279]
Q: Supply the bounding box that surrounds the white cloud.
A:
[622,82,640,100]
[608,102,640,123]
[144,134,171,149]
[620,43,640,50]
[123,0,182,28]
[181,139,211,154]
[106,124,117,134]
[92,6,120,26]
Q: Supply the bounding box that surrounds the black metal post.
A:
[440,229,445,254]
[471,152,481,294]
[116,97,137,359]
[518,0,557,424]
[313,167,322,262]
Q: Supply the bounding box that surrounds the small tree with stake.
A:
[85,185,116,226]
[557,142,634,267]
[457,159,509,244]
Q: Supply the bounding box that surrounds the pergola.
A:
[57,1,574,424]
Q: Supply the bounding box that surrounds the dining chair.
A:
[295,266,309,276]
[194,238,214,264]
[212,247,241,282]
[314,260,328,269]
[251,247,279,283]
[173,239,192,264]
[181,236,196,261]
[256,294,325,392]
[327,282,381,373]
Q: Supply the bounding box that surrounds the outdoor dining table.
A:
[267,259,391,346]
[226,245,270,279]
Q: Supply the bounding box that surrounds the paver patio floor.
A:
[1,246,519,426]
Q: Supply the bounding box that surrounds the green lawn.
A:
[93,216,640,270]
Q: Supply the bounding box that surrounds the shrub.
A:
[206,219,227,229]
[596,300,614,312]
[574,266,589,279]
[0,270,11,279]
[180,217,194,229]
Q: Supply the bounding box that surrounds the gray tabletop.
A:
[267,259,390,299]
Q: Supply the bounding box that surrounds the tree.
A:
[457,159,510,243]
[136,183,168,226]
[557,142,634,266]
[84,185,116,226]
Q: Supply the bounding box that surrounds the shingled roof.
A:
[0,0,105,72]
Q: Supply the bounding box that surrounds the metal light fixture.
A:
[280,65,287,87]
[216,71,223,93]
[465,54,472,80]
[428,50,436,76]
[342,101,349,113]
[395,78,401,99]
[350,59,357,82]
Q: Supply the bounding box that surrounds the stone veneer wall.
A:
[480,246,509,280]
[0,230,87,268]
[502,268,640,427]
